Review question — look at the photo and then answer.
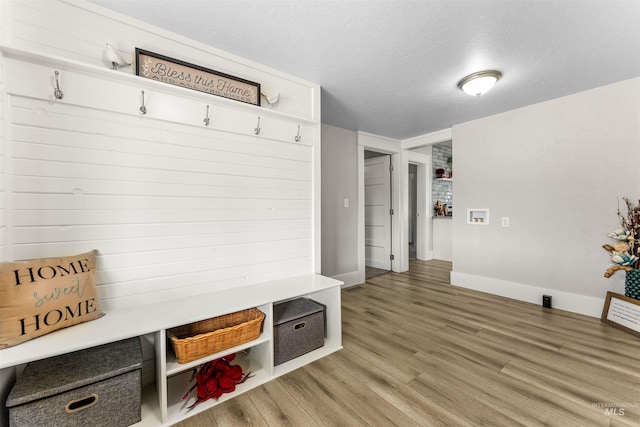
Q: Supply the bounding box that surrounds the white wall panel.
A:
[0,24,6,263]
[0,4,322,423]
[0,0,321,312]
[6,88,315,311]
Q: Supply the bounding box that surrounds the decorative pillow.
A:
[0,250,104,349]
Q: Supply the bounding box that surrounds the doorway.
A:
[364,150,392,278]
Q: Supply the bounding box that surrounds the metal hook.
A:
[204,105,210,126]
[254,116,261,135]
[295,126,301,142]
[53,71,64,100]
[139,90,147,115]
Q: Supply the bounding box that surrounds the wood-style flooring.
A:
[175,260,640,426]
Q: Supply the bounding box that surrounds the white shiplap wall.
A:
[0,11,6,263]
[1,0,321,311]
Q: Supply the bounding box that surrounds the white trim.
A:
[402,128,452,150]
[450,271,605,318]
[332,270,365,287]
[407,151,430,164]
[408,152,431,261]
[358,131,402,153]
[357,145,366,287]
[312,95,322,273]
[358,133,406,274]
[392,151,409,272]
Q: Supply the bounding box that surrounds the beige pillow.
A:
[0,250,104,349]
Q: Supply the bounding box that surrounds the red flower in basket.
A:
[183,353,253,409]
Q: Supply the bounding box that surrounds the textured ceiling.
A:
[88,0,640,140]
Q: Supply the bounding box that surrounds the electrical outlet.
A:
[542,295,552,308]
[343,198,349,208]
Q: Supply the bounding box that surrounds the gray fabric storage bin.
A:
[6,337,142,427]
[273,298,325,366]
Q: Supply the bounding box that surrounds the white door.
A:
[365,155,392,270]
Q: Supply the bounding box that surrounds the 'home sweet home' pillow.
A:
[0,250,104,349]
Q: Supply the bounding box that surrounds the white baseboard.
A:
[450,271,604,318]
[332,270,366,288]
[418,250,434,261]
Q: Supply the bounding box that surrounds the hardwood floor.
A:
[174,260,640,426]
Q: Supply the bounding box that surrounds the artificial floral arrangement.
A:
[602,197,640,278]
[182,353,252,409]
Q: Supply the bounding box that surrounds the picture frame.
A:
[135,48,260,106]
[601,291,640,338]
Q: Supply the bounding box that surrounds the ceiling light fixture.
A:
[458,70,502,97]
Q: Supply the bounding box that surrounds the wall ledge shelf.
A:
[0,45,318,126]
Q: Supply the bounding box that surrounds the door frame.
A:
[408,151,431,261]
[358,133,402,279]
[356,130,452,281]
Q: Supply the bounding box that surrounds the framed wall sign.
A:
[601,291,640,338]
[135,48,260,106]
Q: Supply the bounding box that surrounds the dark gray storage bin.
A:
[273,298,325,366]
[6,337,142,427]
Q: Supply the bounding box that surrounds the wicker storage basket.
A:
[167,308,265,364]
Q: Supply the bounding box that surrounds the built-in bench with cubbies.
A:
[0,7,335,424]
[0,274,342,426]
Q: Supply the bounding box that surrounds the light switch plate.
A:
[501,217,510,227]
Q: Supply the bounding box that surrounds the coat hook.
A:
[53,71,64,100]
[204,105,210,126]
[295,126,301,142]
[139,90,147,115]
[254,116,261,135]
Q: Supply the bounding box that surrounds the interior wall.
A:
[451,77,640,317]
[321,124,359,284]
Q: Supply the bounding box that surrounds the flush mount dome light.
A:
[458,70,502,96]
